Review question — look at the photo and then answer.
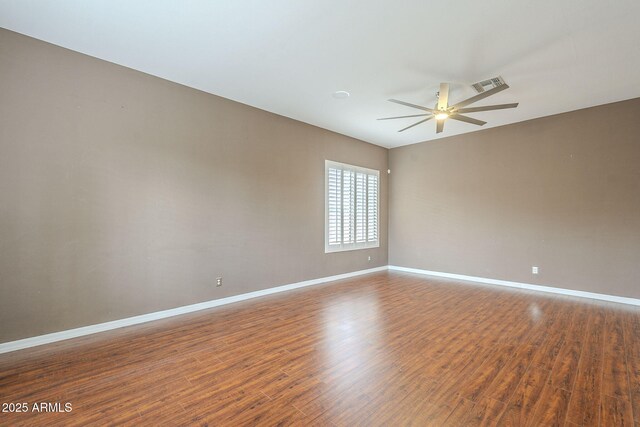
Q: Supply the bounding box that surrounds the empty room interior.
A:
[1,1,639,426]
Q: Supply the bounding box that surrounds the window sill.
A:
[325,243,380,254]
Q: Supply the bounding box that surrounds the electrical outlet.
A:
[368,256,371,262]
[216,277,222,287]
[532,266,539,275]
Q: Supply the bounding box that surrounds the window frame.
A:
[325,160,380,253]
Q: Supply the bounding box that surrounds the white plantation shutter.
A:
[327,167,342,246]
[325,160,380,252]
[355,172,367,243]
[367,174,378,242]
[342,170,355,244]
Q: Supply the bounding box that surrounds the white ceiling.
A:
[1,0,640,148]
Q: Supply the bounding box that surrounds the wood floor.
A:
[1,271,639,426]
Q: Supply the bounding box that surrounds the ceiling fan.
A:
[378,81,518,134]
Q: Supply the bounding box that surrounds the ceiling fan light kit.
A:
[379,77,519,134]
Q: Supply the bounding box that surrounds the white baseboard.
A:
[0,266,387,355]
[388,265,640,306]
[4,264,637,355]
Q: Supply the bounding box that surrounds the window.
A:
[325,160,379,252]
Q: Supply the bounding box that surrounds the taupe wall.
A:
[3,27,639,344]
[390,98,640,299]
[0,29,388,343]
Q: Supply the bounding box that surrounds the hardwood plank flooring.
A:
[1,271,639,426]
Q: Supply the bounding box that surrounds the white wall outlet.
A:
[368,256,371,262]
[216,277,222,287]
[532,266,539,275]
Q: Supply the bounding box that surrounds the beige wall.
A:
[390,97,640,299]
[0,29,388,343]
[2,27,639,344]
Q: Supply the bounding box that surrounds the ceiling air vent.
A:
[472,76,506,93]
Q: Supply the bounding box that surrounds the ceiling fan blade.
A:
[398,116,433,132]
[449,114,487,126]
[388,99,435,113]
[437,83,449,110]
[456,103,519,114]
[436,119,445,133]
[377,113,431,121]
[450,84,509,109]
